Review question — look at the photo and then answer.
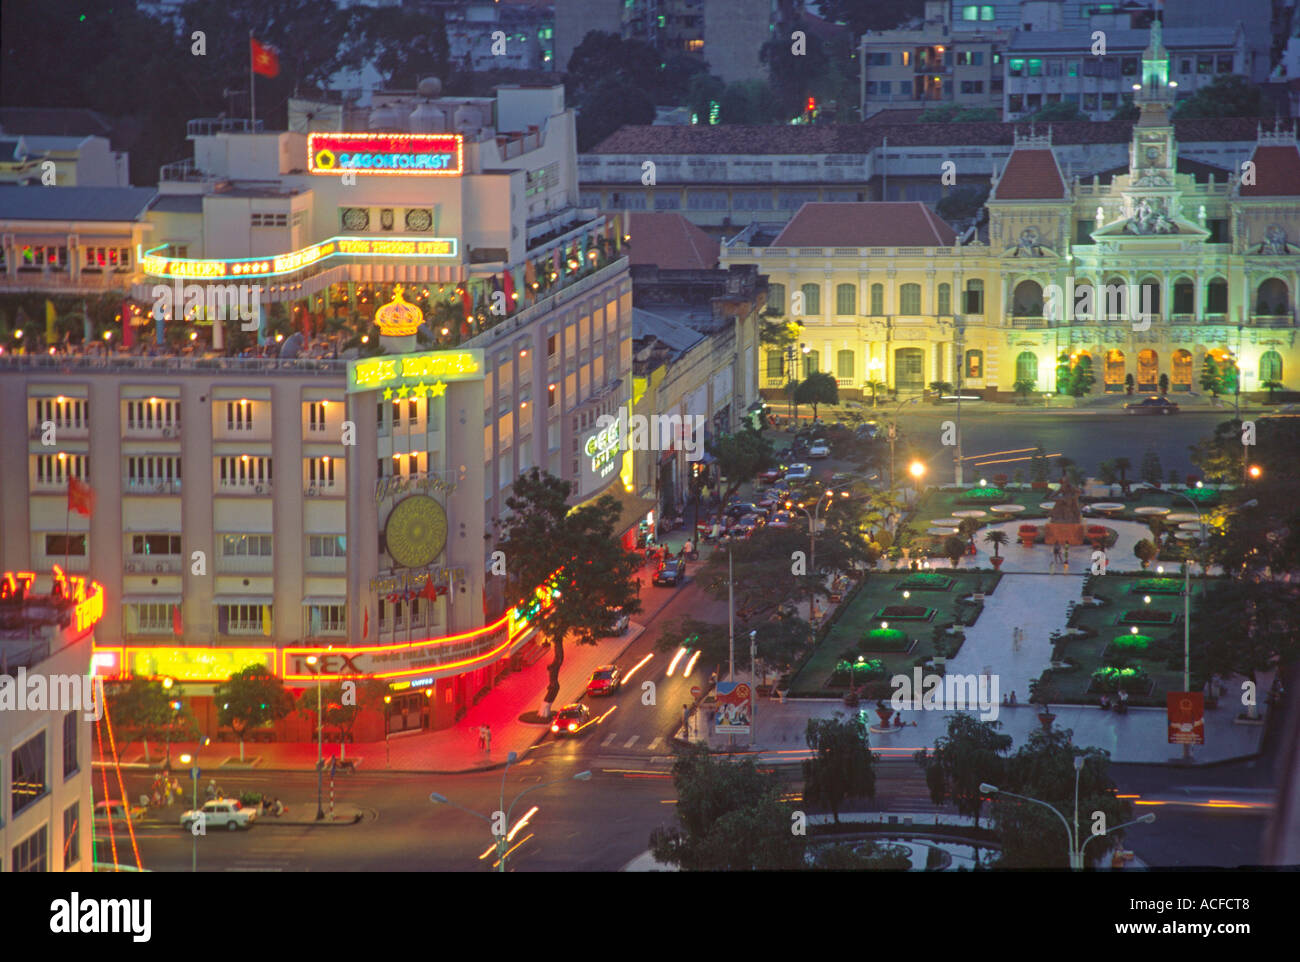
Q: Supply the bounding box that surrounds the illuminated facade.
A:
[725,24,1299,403]
[0,84,635,734]
[0,571,98,872]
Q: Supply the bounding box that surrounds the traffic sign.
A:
[191,767,200,782]
[690,686,701,699]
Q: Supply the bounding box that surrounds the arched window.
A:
[965,278,984,314]
[1172,349,1192,388]
[938,283,951,315]
[1172,279,1194,315]
[1205,278,1228,314]
[1012,280,1043,317]
[1256,278,1290,316]
[1139,276,1161,316]
[1105,349,1125,389]
[899,283,922,314]
[1101,277,1128,319]
[767,282,786,315]
[799,283,820,315]
[835,283,856,315]
[1015,351,1038,384]
[804,350,820,374]
[1137,349,1158,387]
[1260,350,1283,382]
[870,283,884,315]
[965,349,983,379]
[837,349,855,381]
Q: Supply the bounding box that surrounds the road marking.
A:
[623,735,639,748]
[601,732,617,747]
[647,736,664,752]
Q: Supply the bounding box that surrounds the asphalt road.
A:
[877,406,1232,482]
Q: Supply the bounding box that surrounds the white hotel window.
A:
[126,399,180,431]
[218,604,269,634]
[306,401,328,432]
[306,457,337,490]
[226,401,255,431]
[222,534,273,557]
[34,397,87,429]
[305,604,347,635]
[218,456,272,488]
[35,453,89,485]
[126,456,182,490]
[251,213,288,227]
[309,535,346,556]
[128,603,173,634]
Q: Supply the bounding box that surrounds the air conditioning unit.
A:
[126,562,138,573]
[307,486,318,497]
[156,482,166,494]
[155,563,165,573]
[255,484,265,494]
[163,427,174,438]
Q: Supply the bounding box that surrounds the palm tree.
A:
[943,534,966,569]
[984,529,1008,557]
[1114,456,1132,496]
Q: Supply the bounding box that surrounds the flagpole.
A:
[249,30,256,127]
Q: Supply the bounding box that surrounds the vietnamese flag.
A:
[363,606,369,639]
[503,268,515,310]
[172,604,183,636]
[251,37,280,78]
[121,301,134,348]
[68,477,95,517]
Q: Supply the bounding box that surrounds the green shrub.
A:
[898,573,953,591]
[1120,609,1176,625]
[861,628,910,651]
[1090,666,1151,693]
[1111,633,1152,651]
[1129,578,1181,594]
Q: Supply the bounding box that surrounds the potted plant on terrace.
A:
[1029,678,1057,730]
[984,529,1008,569]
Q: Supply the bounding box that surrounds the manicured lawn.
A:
[1033,573,1209,706]
[790,570,997,696]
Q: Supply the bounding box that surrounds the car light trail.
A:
[683,649,702,677]
[666,647,687,677]
[595,705,618,724]
[620,652,654,686]
[477,808,540,859]
[491,833,534,868]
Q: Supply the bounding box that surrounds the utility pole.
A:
[727,545,735,679]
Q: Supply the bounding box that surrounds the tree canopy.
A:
[803,713,877,823]
[1173,74,1270,119]
[495,468,642,713]
[914,713,1012,827]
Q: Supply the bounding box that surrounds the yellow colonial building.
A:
[724,22,1298,401]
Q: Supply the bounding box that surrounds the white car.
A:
[808,441,831,459]
[180,798,257,831]
[784,463,813,481]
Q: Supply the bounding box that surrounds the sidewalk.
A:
[111,568,683,775]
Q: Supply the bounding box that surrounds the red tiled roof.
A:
[771,202,957,248]
[588,118,1269,155]
[626,212,721,269]
[992,148,1068,200]
[1239,145,1300,197]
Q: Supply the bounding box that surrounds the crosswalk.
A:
[588,731,669,757]
[222,830,309,872]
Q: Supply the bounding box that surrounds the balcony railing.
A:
[1251,313,1295,327]
[124,479,182,496]
[124,556,182,575]
[0,355,347,376]
[187,117,263,137]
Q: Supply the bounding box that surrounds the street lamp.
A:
[787,488,835,623]
[307,656,324,819]
[383,695,392,769]
[161,677,177,769]
[1167,488,1207,763]
[908,460,926,506]
[430,756,591,872]
[981,767,1155,870]
[180,752,198,873]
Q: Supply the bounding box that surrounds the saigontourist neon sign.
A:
[2,568,104,635]
[308,133,464,176]
[139,235,458,280]
[584,420,621,481]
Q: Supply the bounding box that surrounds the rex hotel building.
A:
[0,84,636,737]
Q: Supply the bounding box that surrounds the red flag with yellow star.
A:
[251,37,280,78]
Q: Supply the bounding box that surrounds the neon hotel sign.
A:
[140,235,458,281]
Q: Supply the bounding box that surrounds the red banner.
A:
[1167,692,1205,745]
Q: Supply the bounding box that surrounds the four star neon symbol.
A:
[381,381,448,398]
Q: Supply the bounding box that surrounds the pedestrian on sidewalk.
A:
[483,724,491,754]
[476,725,485,750]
